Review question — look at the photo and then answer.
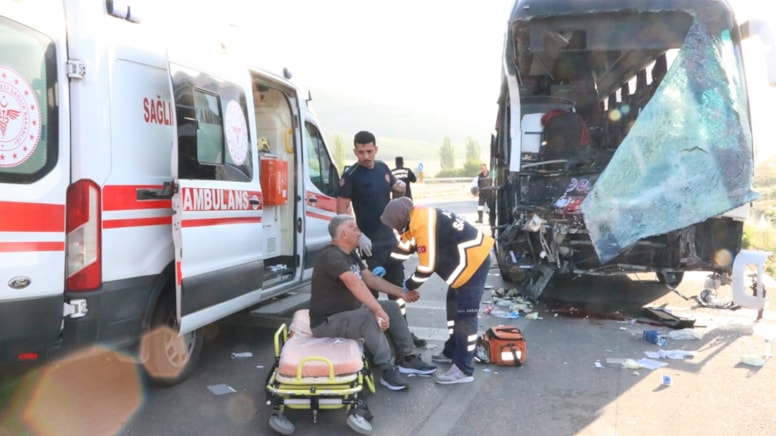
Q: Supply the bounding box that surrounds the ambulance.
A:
[0,0,341,384]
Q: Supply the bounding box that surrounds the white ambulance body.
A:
[0,0,340,384]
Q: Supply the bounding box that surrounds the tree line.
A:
[331,135,483,178]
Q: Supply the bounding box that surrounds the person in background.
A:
[472,163,495,231]
[337,131,427,348]
[380,198,494,385]
[391,156,417,199]
[309,214,436,393]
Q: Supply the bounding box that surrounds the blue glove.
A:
[372,266,386,277]
[402,280,409,293]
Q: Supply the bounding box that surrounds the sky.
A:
[144,0,775,162]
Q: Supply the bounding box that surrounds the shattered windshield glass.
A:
[582,21,758,262]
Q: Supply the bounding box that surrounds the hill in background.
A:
[309,87,494,177]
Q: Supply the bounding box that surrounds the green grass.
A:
[745,157,776,276]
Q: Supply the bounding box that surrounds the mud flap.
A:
[521,264,555,300]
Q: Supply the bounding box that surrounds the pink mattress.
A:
[278,309,363,378]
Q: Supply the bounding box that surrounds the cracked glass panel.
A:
[581,21,758,263]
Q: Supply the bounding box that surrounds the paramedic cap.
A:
[380,197,413,231]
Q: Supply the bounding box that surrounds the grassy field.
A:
[747,157,776,275]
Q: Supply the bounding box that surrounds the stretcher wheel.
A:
[269,411,295,435]
[346,413,373,435]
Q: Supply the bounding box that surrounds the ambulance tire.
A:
[143,294,204,386]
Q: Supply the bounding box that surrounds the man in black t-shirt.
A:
[337,131,427,347]
[310,215,436,392]
[390,156,417,199]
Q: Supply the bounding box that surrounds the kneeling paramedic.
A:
[380,198,494,384]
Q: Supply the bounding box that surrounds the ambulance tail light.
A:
[66,180,102,291]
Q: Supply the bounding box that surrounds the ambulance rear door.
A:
[0,4,69,362]
[168,52,263,335]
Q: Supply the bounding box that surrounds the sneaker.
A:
[398,354,437,375]
[380,366,409,391]
[434,364,474,385]
[411,332,427,347]
[431,352,453,364]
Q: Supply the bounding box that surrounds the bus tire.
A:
[657,271,684,289]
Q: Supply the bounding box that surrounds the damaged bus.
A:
[490,0,776,298]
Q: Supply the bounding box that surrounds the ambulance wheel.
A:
[142,294,203,386]
[269,411,295,435]
[657,271,684,289]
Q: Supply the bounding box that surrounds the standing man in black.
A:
[473,163,495,231]
[337,131,426,347]
[391,156,417,199]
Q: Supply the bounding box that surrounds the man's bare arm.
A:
[336,197,352,215]
[361,270,406,300]
[339,271,390,329]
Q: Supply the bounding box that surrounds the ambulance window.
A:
[304,122,338,196]
[0,18,59,184]
[193,90,224,166]
[174,78,252,181]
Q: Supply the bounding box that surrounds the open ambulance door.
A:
[301,116,340,278]
[168,61,264,335]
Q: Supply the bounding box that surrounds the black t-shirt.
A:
[309,244,366,328]
[338,161,396,237]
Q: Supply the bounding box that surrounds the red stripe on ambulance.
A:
[0,242,65,252]
[181,216,262,228]
[0,201,64,232]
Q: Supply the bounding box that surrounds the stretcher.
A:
[265,309,376,435]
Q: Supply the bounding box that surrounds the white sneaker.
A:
[434,364,473,385]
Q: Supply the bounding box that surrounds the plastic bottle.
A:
[643,329,667,347]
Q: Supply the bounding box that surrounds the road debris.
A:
[668,328,703,340]
[644,350,696,360]
[230,352,253,359]
[207,384,236,395]
[641,307,695,328]
[740,355,766,367]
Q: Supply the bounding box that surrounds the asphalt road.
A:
[2,197,776,435]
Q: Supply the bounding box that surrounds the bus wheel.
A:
[657,271,684,289]
[141,295,203,386]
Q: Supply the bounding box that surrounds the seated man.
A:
[310,214,436,392]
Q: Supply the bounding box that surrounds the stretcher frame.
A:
[265,315,376,433]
